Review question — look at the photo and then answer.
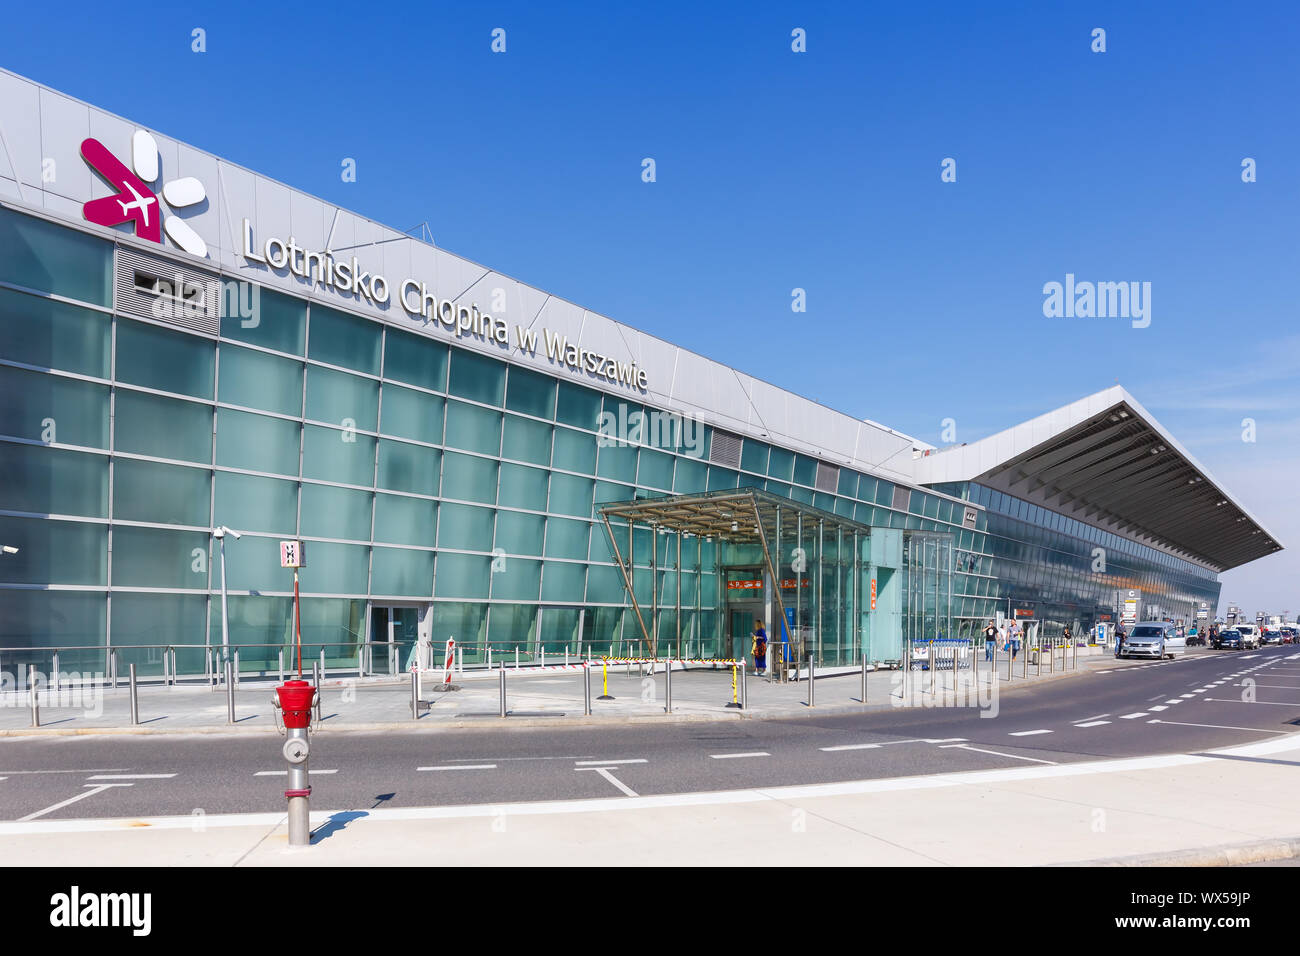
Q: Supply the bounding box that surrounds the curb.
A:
[1064,835,1300,868]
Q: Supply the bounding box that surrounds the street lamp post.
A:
[213,527,242,665]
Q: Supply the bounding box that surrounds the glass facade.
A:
[930,481,1222,640]
[0,204,1223,673]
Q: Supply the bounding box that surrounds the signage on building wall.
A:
[870,577,877,611]
[279,540,305,569]
[1014,608,1034,618]
[726,579,762,591]
[778,579,810,589]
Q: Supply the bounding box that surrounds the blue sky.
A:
[3,1,1297,614]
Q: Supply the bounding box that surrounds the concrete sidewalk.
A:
[0,646,1126,736]
[3,728,1297,867]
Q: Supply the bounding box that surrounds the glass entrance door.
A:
[728,604,763,663]
[369,606,420,674]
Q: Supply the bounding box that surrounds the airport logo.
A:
[81,129,208,257]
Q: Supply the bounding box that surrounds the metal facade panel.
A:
[0,72,41,191]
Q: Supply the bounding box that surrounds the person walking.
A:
[983,620,998,662]
[1010,621,1022,660]
[752,619,768,677]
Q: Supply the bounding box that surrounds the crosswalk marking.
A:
[1074,720,1111,728]
[1008,729,1051,736]
[1120,712,1148,719]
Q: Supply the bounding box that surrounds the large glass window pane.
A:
[445,401,502,455]
[0,286,110,377]
[308,304,380,375]
[674,456,707,493]
[0,206,112,305]
[548,473,593,518]
[596,443,637,483]
[541,564,586,603]
[114,390,212,463]
[502,415,552,466]
[111,593,206,654]
[767,446,794,481]
[552,426,596,474]
[113,458,210,527]
[435,552,491,599]
[377,440,440,496]
[636,448,674,491]
[544,517,590,560]
[0,444,107,517]
[115,319,214,399]
[373,493,436,546]
[494,510,545,557]
[448,350,505,406]
[379,384,443,445]
[302,425,375,486]
[111,525,210,588]
[306,365,378,432]
[793,454,817,487]
[441,452,498,505]
[497,463,547,511]
[0,365,108,448]
[707,467,739,491]
[430,601,487,648]
[218,345,303,416]
[505,365,556,418]
[0,516,106,585]
[215,408,300,476]
[371,546,435,597]
[555,382,602,430]
[741,439,769,476]
[300,484,372,541]
[489,603,538,647]
[299,541,370,594]
[221,285,305,355]
[584,565,627,605]
[383,327,447,391]
[213,471,298,535]
[490,558,541,601]
[437,503,495,550]
[0,590,105,654]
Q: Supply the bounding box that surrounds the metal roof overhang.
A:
[972,400,1280,572]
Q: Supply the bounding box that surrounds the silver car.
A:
[1117,621,1184,660]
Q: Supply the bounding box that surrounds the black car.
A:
[1214,629,1243,650]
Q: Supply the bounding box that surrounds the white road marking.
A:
[1074,720,1111,728]
[925,738,969,744]
[577,767,638,797]
[574,759,647,766]
[254,769,339,776]
[1120,713,1148,719]
[1008,730,1052,736]
[417,765,497,771]
[1149,705,1168,712]
[18,783,132,822]
[0,769,131,775]
[940,744,1057,765]
[1164,699,1183,705]
[710,752,770,759]
[86,774,176,780]
[820,743,880,751]
[1241,655,1259,659]
[1180,694,1196,698]
[1149,718,1285,734]
[1206,698,1297,706]
[1075,713,1110,723]
[7,734,1300,836]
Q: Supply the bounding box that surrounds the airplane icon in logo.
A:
[116,180,158,227]
[81,137,162,243]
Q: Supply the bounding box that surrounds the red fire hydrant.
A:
[273,680,316,847]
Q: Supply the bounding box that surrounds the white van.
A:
[1235,624,1261,649]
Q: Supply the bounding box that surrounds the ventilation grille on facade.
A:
[892,484,911,512]
[709,429,742,468]
[963,506,978,528]
[815,461,839,493]
[115,247,220,334]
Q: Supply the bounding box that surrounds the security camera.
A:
[214,526,242,540]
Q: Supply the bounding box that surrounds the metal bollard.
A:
[279,649,285,685]
[664,659,672,714]
[583,661,592,716]
[514,646,519,670]
[929,644,936,695]
[1022,642,1028,679]
[234,649,240,687]
[312,662,322,724]
[807,656,815,707]
[498,666,507,718]
[411,669,420,719]
[111,649,118,689]
[1006,644,1013,681]
[52,652,60,696]
[319,649,326,681]
[225,660,235,724]
[29,665,39,727]
[860,654,869,703]
[129,663,139,725]
[741,660,748,710]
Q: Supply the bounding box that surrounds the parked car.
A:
[1235,624,1261,649]
[1281,627,1297,644]
[1214,629,1243,650]
[1261,629,1284,646]
[1116,621,1185,660]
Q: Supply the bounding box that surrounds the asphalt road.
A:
[2,645,1297,822]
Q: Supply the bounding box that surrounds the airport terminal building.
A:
[0,70,1282,677]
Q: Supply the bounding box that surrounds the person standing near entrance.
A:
[983,620,998,661]
[752,619,768,676]
[1009,621,1022,660]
